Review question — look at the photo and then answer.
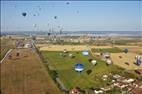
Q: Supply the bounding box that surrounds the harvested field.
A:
[38,44,141,54]
[38,44,89,51]
[37,44,112,51]
[0,38,15,60]
[111,53,142,70]
[0,48,62,94]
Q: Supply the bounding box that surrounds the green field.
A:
[91,47,122,53]
[41,51,126,90]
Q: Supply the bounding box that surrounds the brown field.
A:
[111,52,142,70]
[0,38,15,60]
[0,48,62,94]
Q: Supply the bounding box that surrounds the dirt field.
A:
[0,48,62,94]
[111,53,142,70]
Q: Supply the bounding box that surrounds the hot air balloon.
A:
[48,33,51,36]
[66,2,70,5]
[22,12,27,17]
[74,63,84,72]
[77,10,79,14]
[82,50,89,56]
[37,6,41,11]
[33,14,36,16]
[54,16,57,19]
[123,48,128,53]
[33,24,37,28]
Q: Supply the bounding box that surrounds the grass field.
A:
[0,49,62,94]
[41,51,127,90]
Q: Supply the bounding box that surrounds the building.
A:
[24,43,32,48]
[70,88,80,94]
[132,88,142,94]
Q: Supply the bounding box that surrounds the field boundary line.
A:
[0,49,13,63]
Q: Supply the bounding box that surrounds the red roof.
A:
[70,88,80,94]
[132,88,142,94]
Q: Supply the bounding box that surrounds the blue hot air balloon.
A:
[74,63,84,72]
[123,48,128,53]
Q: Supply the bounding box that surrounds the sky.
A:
[1,1,142,32]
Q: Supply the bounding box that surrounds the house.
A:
[132,88,142,94]
[70,88,80,94]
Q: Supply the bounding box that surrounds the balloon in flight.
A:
[22,12,27,17]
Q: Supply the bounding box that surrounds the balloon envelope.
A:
[22,12,27,17]
[123,48,128,53]
[82,50,89,56]
[91,60,97,65]
[66,2,70,5]
[75,63,84,72]
[54,16,57,19]
[48,33,51,36]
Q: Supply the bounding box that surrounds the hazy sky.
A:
[1,1,142,32]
